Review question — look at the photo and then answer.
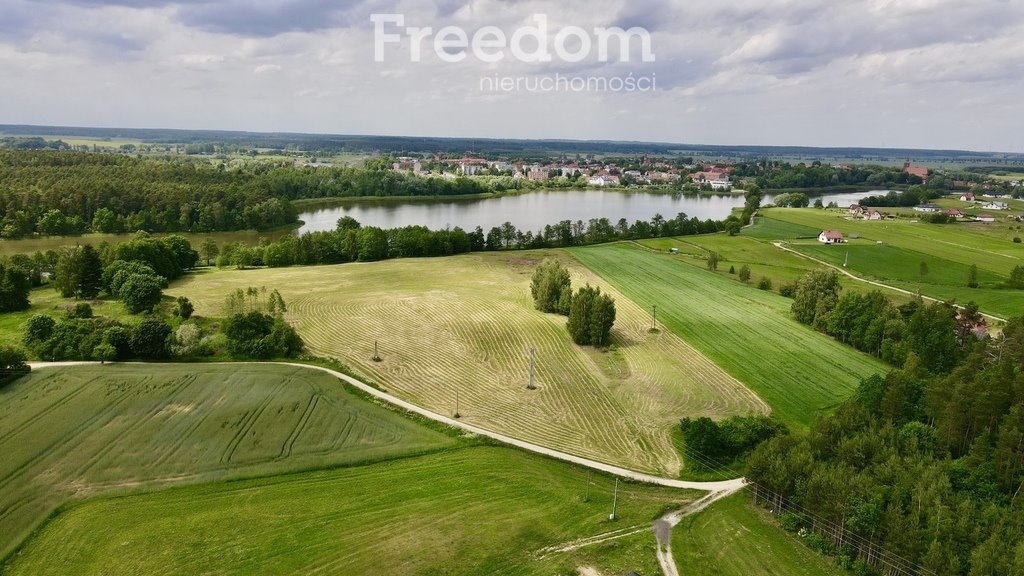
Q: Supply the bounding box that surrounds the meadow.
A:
[0,363,454,558]
[1,446,695,576]
[571,243,887,428]
[168,252,768,477]
[0,227,296,258]
[673,492,846,576]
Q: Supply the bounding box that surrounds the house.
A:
[865,209,884,220]
[903,161,929,183]
[946,208,964,218]
[588,174,620,187]
[977,213,996,223]
[913,204,942,213]
[848,204,864,216]
[690,167,732,190]
[959,192,976,202]
[527,170,549,182]
[818,230,845,244]
[982,201,1008,210]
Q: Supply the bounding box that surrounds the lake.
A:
[297,189,889,234]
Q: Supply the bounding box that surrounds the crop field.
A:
[0,364,454,558]
[674,492,846,576]
[2,446,696,576]
[168,252,768,476]
[759,209,1024,275]
[571,243,887,428]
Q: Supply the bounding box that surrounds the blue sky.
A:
[1,0,1022,151]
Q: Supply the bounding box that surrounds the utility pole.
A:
[454,384,461,419]
[651,304,657,331]
[584,470,592,502]
[609,477,619,520]
[372,340,381,362]
[527,345,536,390]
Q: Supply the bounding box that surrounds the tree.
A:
[530,259,572,314]
[120,274,164,314]
[336,216,361,231]
[200,238,219,266]
[0,345,30,387]
[725,219,742,236]
[91,208,120,233]
[0,262,31,312]
[967,264,979,288]
[1008,265,1024,289]
[129,318,171,358]
[567,284,616,346]
[174,296,194,320]
[707,251,722,271]
[93,342,116,364]
[66,302,93,319]
[739,265,752,283]
[222,311,304,358]
[53,245,102,299]
[791,268,841,329]
[24,314,56,346]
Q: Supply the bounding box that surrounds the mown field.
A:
[674,492,846,576]
[572,243,886,428]
[2,446,697,576]
[0,363,454,558]
[168,252,768,476]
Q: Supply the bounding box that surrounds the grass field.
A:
[571,243,886,428]
[2,446,697,576]
[0,363,454,558]
[0,227,297,257]
[759,208,1024,275]
[674,492,846,576]
[167,252,768,476]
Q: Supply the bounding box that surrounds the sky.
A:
[1,0,1023,151]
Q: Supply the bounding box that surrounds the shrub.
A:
[93,343,117,364]
[1014,237,1021,243]
[120,274,164,313]
[130,318,171,358]
[66,302,93,319]
[738,265,751,283]
[174,296,194,320]
[778,283,797,298]
[102,325,132,358]
[223,312,304,359]
[0,345,30,387]
[757,277,773,291]
[24,314,56,346]
[171,323,204,357]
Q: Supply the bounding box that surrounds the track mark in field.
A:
[279,394,320,459]
[219,378,289,465]
[0,374,101,445]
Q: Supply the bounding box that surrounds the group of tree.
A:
[221,287,303,359]
[530,259,616,347]
[745,314,1024,575]
[0,345,30,387]
[790,268,984,370]
[0,259,32,312]
[731,160,925,190]
[858,186,942,208]
[23,310,173,361]
[680,414,788,469]
[219,213,726,270]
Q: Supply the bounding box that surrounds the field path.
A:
[772,242,1007,323]
[27,361,745,492]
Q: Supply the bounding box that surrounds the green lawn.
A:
[674,492,846,576]
[572,243,886,429]
[742,216,822,241]
[2,446,696,576]
[0,363,455,558]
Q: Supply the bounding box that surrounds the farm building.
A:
[913,204,941,213]
[977,214,996,223]
[818,230,845,244]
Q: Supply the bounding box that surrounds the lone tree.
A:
[738,265,752,283]
[967,264,979,288]
[706,251,722,271]
[567,284,616,346]
[200,238,219,266]
[531,259,572,315]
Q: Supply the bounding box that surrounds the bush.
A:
[170,323,204,357]
[1014,237,1021,244]
[66,302,93,319]
[0,345,30,387]
[174,296,194,320]
[93,343,117,364]
[738,265,751,283]
[130,318,171,358]
[24,314,56,346]
[103,325,132,358]
[778,283,797,298]
[757,277,773,291]
[223,311,304,359]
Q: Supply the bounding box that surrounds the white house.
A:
[865,209,884,220]
[818,230,845,244]
[960,193,976,202]
[588,174,620,187]
[977,213,996,223]
[982,201,1008,210]
[914,204,941,213]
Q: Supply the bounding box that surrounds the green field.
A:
[2,445,696,576]
[168,252,768,476]
[0,363,454,558]
[674,492,846,576]
[759,209,1023,275]
[571,243,886,428]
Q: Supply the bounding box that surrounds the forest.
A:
[737,269,1024,576]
